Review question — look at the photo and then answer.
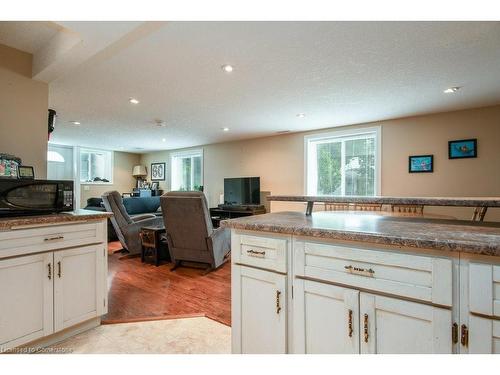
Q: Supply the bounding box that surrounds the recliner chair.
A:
[102,191,163,255]
[161,191,230,272]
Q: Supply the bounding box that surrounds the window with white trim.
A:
[170,149,203,191]
[79,148,113,184]
[305,128,380,196]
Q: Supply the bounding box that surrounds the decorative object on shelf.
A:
[48,109,57,140]
[151,162,166,181]
[448,139,477,159]
[132,165,147,188]
[0,153,21,179]
[408,155,433,173]
[17,166,35,180]
[151,182,159,190]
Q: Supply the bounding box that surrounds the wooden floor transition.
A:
[103,241,231,326]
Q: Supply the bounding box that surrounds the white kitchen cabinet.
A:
[468,315,500,353]
[359,293,452,354]
[0,252,54,350]
[232,265,287,354]
[458,260,500,353]
[293,279,359,353]
[54,245,106,332]
[0,219,108,351]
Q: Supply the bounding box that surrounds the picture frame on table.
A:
[150,162,166,181]
[448,139,477,159]
[408,155,433,173]
[151,182,159,190]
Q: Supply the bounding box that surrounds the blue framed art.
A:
[448,139,477,159]
[409,155,433,173]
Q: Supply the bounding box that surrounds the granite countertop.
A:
[0,209,113,231]
[266,195,500,207]
[220,211,500,256]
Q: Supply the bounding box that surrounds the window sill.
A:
[80,182,114,186]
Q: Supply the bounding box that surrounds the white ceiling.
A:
[2,21,500,153]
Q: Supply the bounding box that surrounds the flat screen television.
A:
[224,177,260,205]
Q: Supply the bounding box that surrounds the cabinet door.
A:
[468,315,500,353]
[54,245,106,331]
[232,265,286,353]
[0,253,53,350]
[293,279,359,353]
[360,293,452,354]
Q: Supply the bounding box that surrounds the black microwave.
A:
[0,179,74,217]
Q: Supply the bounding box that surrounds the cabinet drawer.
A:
[469,263,500,318]
[231,231,289,273]
[0,222,105,259]
[294,240,452,306]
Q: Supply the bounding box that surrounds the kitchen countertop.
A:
[221,211,500,256]
[0,209,113,231]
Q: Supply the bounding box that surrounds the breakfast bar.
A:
[222,207,500,354]
[267,195,500,220]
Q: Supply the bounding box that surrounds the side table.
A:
[139,225,170,266]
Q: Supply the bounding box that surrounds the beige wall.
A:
[80,151,140,207]
[0,44,49,178]
[140,104,500,221]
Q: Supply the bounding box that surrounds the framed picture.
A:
[17,165,35,179]
[151,182,159,190]
[448,139,477,159]
[151,162,166,181]
[409,155,433,173]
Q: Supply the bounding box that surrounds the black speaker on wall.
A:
[48,109,57,140]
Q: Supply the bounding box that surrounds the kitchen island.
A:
[0,210,112,352]
[221,211,500,354]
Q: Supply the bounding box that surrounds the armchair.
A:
[161,191,230,272]
[102,191,163,255]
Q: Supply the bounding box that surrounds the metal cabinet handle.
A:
[44,235,64,242]
[452,323,458,344]
[247,249,266,258]
[348,309,353,337]
[57,261,62,278]
[363,314,369,343]
[47,263,52,280]
[344,265,375,277]
[276,290,282,314]
[461,324,469,347]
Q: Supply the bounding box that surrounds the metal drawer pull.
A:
[452,323,458,344]
[276,290,282,314]
[44,235,64,242]
[247,249,266,258]
[348,309,353,337]
[57,261,62,278]
[344,265,375,277]
[363,314,369,343]
[461,324,469,347]
[47,263,52,280]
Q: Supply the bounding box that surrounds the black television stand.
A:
[209,205,266,228]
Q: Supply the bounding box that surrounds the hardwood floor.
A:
[103,242,231,326]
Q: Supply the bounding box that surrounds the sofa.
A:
[84,196,162,241]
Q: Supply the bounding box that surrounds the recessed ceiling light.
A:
[296,113,306,118]
[162,138,166,142]
[222,127,230,132]
[70,121,81,125]
[129,98,140,104]
[444,87,461,94]
[221,64,234,73]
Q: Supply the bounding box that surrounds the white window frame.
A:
[304,126,381,196]
[78,147,114,185]
[170,148,204,191]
